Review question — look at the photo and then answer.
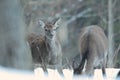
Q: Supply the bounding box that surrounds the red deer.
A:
[73,25,108,76]
[27,18,63,76]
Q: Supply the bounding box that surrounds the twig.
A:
[113,43,120,63]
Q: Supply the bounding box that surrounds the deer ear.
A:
[38,20,45,29]
[53,18,61,29]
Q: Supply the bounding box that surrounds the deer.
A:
[27,18,64,76]
[73,25,108,77]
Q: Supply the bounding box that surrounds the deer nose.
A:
[50,31,55,36]
[49,33,54,36]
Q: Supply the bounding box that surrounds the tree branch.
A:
[66,8,92,25]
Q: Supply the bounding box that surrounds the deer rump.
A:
[28,34,48,64]
[74,25,108,76]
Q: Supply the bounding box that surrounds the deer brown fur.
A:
[73,25,108,76]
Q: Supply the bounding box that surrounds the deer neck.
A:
[45,36,57,54]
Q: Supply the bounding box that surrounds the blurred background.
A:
[22,0,120,68]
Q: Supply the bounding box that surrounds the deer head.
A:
[39,18,61,40]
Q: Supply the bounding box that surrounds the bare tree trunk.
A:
[107,0,114,67]
[0,0,33,70]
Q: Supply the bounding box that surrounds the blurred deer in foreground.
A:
[73,25,108,77]
[27,18,63,76]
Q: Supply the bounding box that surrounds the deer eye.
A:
[45,29,48,31]
[45,28,47,31]
[44,27,48,31]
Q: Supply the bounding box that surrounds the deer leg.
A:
[102,65,106,78]
[40,56,48,76]
[73,57,86,75]
[41,62,48,76]
[102,59,106,77]
[85,58,94,76]
[56,57,64,77]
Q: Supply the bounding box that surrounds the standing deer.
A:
[73,25,108,77]
[27,18,63,76]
